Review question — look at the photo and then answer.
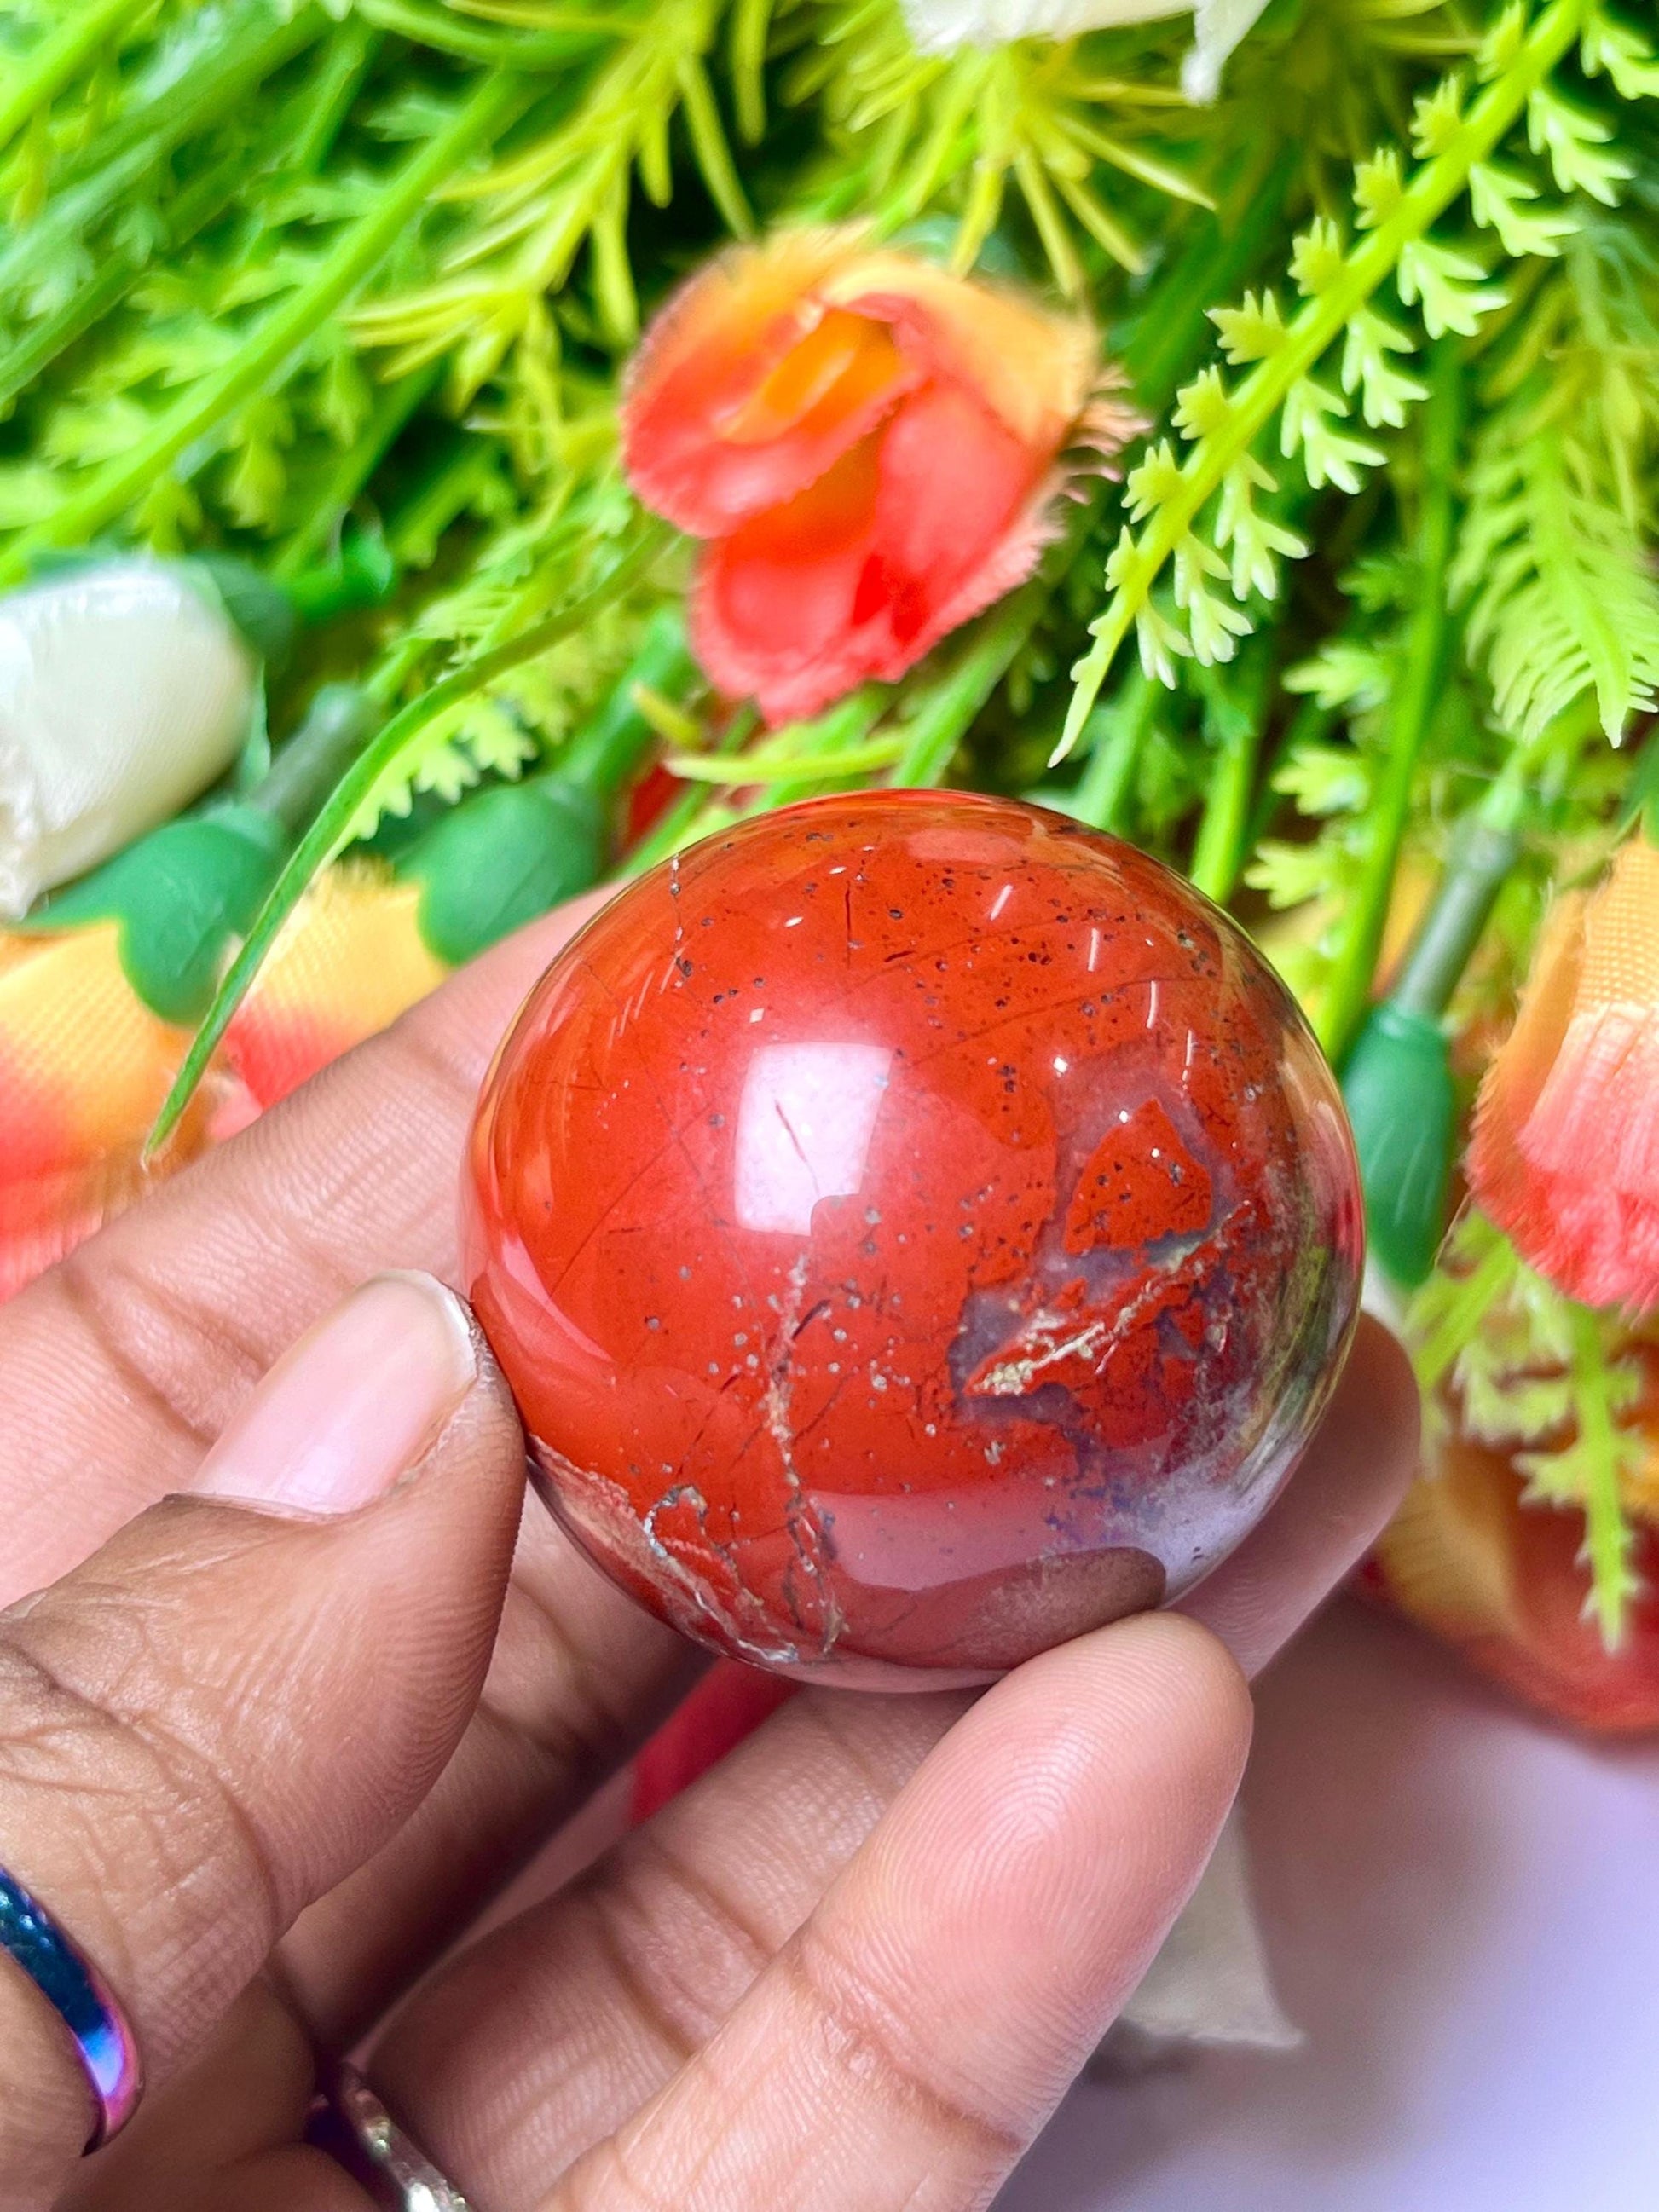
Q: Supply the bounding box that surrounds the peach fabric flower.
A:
[0,866,446,1302]
[0,924,237,1301]
[621,231,1119,725]
[1366,1427,1659,1736]
[1467,839,1659,1313]
[222,864,446,1113]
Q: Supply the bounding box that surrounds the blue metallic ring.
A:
[0,1865,143,2151]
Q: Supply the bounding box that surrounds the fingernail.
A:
[188,1273,477,1516]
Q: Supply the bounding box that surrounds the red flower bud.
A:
[621,231,1126,724]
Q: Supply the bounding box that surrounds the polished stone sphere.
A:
[464,791,1363,1686]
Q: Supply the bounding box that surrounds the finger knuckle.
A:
[50,1244,267,1456]
[580,1828,772,2056]
[782,1923,1022,2167]
[0,1625,282,2004]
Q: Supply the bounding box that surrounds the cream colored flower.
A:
[902,0,1270,100]
[0,559,257,920]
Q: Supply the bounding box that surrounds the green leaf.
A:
[1527,83,1631,205]
[1134,597,1193,690]
[1280,376,1384,493]
[1340,305,1429,429]
[1289,216,1344,297]
[398,776,604,965]
[1171,367,1232,442]
[28,807,286,1025]
[1581,12,1659,100]
[148,512,670,1152]
[1411,73,1466,160]
[1468,159,1575,258]
[1213,456,1305,599]
[1454,409,1659,741]
[1208,288,1286,364]
[1396,235,1507,338]
[1123,442,1185,523]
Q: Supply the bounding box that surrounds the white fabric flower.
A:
[0,559,257,920]
[902,0,1271,100]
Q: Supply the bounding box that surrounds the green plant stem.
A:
[0,0,149,155]
[0,1,324,311]
[560,608,693,800]
[1118,146,1297,415]
[274,366,442,578]
[250,685,379,838]
[1390,819,1523,1020]
[676,734,905,782]
[1410,1217,1517,1392]
[149,515,668,1151]
[1059,0,1586,759]
[624,704,758,873]
[286,18,381,175]
[1570,1305,1633,1646]
[891,578,1050,786]
[0,255,128,414]
[1318,339,1465,1063]
[354,0,615,67]
[0,71,523,586]
[1071,667,1158,833]
[1188,724,1257,903]
[1188,655,1269,904]
[760,689,890,810]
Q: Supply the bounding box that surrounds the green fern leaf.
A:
[1454,409,1659,741]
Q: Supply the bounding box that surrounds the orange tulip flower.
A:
[1467,838,1659,1314]
[621,231,1126,725]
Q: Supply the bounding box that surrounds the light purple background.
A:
[998,1598,1659,2212]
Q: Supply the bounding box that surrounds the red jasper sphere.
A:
[464,792,1362,1687]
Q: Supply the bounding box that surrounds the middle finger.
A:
[370,1319,1416,2203]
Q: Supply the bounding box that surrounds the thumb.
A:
[0,1272,523,2199]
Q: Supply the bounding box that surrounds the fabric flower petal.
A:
[1369,1435,1659,1735]
[1469,840,1659,1313]
[0,921,231,1301]
[224,863,448,1111]
[898,0,1271,102]
[625,229,1111,722]
[0,560,256,920]
[824,255,1095,453]
[622,233,917,536]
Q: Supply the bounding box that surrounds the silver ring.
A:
[309,2062,471,2210]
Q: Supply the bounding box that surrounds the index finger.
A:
[0,896,604,1603]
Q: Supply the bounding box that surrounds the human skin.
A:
[0,895,1417,2212]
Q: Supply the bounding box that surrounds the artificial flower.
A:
[1467,838,1659,1314]
[621,231,1124,725]
[0,923,240,1302]
[0,651,668,1303]
[0,864,443,1302]
[0,559,258,921]
[1366,1418,1659,1736]
[900,0,1272,101]
[222,864,448,1112]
